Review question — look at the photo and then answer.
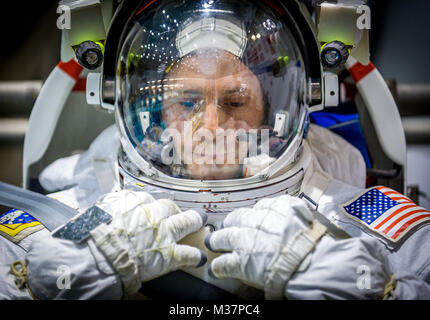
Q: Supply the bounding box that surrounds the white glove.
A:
[205,195,393,300]
[90,190,208,296]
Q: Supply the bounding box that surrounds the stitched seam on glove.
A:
[157,199,181,215]
[90,223,141,296]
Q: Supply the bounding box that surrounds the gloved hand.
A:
[205,195,393,300]
[91,189,208,296]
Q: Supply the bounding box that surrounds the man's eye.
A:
[180,100,196,108]
[223,100,245,108]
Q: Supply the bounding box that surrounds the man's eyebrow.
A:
[221,87,249,95]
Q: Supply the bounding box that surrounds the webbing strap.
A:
[0,181,78,231]
[264,220,327,300]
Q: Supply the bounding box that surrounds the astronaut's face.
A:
[162,50,265,179]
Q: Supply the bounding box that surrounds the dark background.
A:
[1,0,429,81]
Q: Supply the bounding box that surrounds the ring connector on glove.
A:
[10,260,39,300]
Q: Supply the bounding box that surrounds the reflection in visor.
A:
[117,0,306,180]
[159,51,264,180]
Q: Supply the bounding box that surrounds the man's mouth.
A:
[193,150,239,164]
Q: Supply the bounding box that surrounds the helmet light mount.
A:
[75,40,105,70]
[320,40,349,69]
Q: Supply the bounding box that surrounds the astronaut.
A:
[1,0,430,300]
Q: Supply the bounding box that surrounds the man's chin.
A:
[188,163,240,180]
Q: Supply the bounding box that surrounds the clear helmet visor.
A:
[117,0,307,181]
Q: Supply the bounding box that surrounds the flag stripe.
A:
[384,191,401,196]
[376,186,393,192]
[371,204,422,230]
[390,197,413,202]
[382,209,429,234]
[377,187,406,198]
[392,215,430,239]
[377,188,404,197]
[374,204,416,229]
[387,211,430,237]
[378,187,412,202]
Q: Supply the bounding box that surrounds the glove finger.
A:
[161,210,207,242]
[254,195,313,222]
[141,199,182,224]
[118,198,179,231]
[223,207,286,232]
[205,227,250,252]
[222,208,257,228]
[97,190,155,215]
[224,208,297,236]
[171,244,207,269]
[208,252,244,280]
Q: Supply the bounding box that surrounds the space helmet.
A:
[100,0,324,193]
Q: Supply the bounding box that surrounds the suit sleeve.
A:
[25,231,123,299]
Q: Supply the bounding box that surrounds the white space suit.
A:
[1,0,429,301]
[1,123,429,299]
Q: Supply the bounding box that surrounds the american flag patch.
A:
[340,186,430,244]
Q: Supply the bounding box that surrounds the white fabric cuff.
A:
[264,220,327,299]
[90,223,141,296]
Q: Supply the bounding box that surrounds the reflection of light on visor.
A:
[176,16,247,58]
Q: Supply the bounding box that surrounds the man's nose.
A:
[201,102,220,132]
